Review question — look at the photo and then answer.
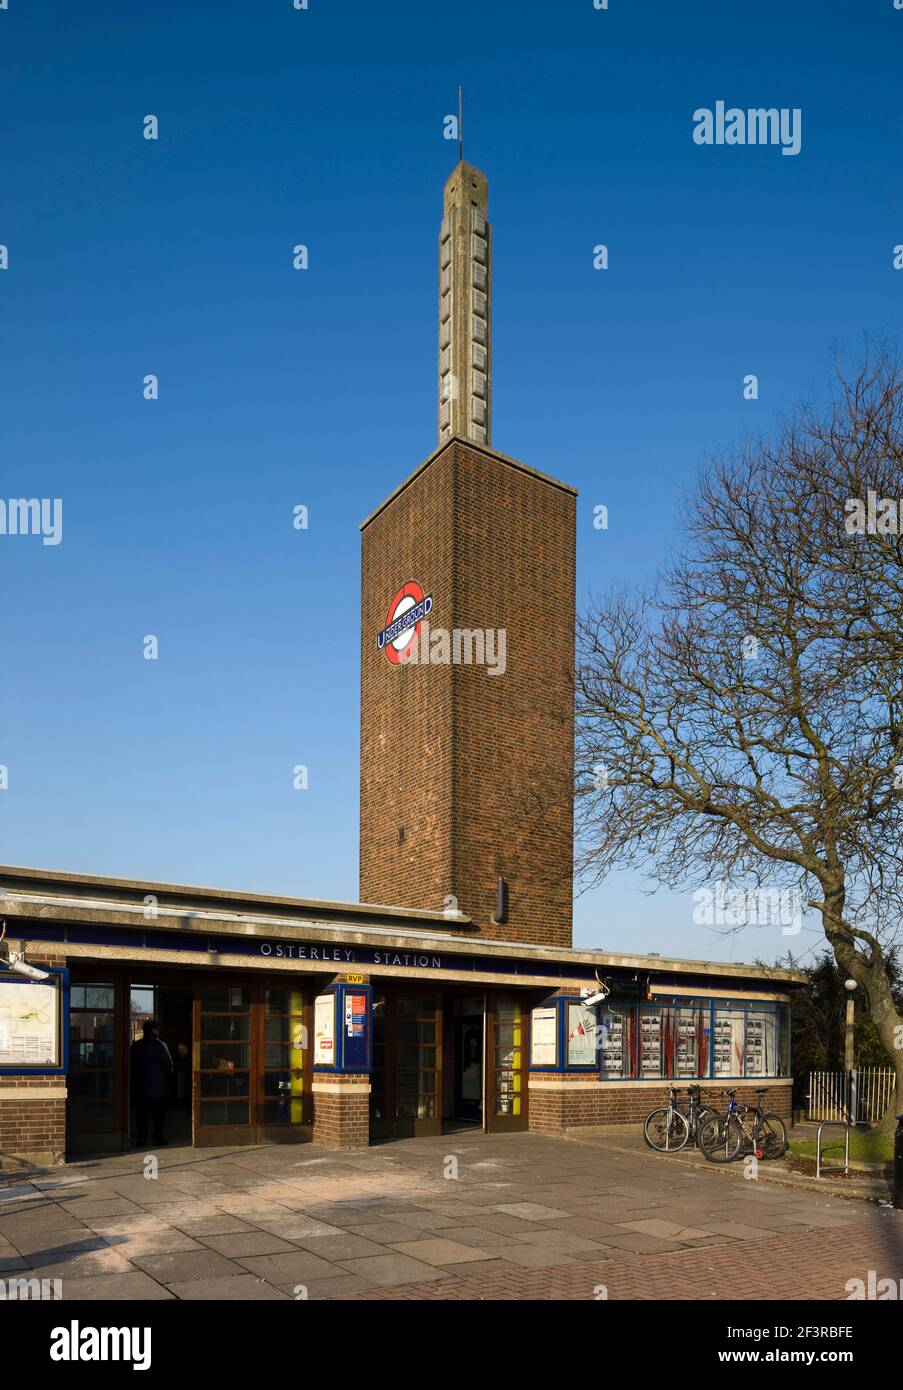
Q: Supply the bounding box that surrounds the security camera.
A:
[5,953,51,982]
[580,970,611,1008]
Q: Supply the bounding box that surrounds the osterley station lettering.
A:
[260,942,443,968]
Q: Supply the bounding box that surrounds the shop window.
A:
[745,1010,778,1078]
[779,1005,791,1077]
[597,1004,636,1078]
[639,1005,663,1076]
[596,998,787,1081]
[712,1006,746,1077]
[661,1005,709,1079]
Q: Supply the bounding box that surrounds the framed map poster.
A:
[0,974,63,1069]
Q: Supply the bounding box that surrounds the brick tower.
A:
[359,161,576,948]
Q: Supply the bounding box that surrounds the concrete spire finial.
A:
[438,160,491,447]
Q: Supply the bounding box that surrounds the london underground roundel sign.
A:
[376,581,433,664]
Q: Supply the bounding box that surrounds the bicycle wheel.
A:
[643,1106,690,1152]
[691,1107,717,1146]
[698,1113,743,1163]
[755,1112,787,1159]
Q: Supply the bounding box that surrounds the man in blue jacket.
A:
[130,1019,174,1148]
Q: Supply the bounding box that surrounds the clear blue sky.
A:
[1,1,900,965]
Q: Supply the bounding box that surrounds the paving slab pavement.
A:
[0,1128,899,1300]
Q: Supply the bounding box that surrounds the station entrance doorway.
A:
[129,981,192,1146]
[453,1003,483,1122]
[369,985,528,1139]
[66,965,313,1155]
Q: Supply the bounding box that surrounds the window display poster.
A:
[530,1005,558,1066]
[314,993,336,1065]
[567,1002,597,1066]
[0,977,61,1068]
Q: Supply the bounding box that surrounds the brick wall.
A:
[360,438,576,947]
[360,445,456,923]
[311,1077,370,1150]
[528,1077,793,1135]
[0,1078,67,1167]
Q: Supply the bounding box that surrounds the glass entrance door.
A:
[194,984,254,1145]
[396,993,441,1135]
[193,980,312,1146]
[67,979,123,1154]
[367,990,441,1137]
[258,984,310,1141]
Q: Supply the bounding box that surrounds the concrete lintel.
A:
[1,893,807,989]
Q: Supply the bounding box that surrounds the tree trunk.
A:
[874,1030,903,1138]
[822,902,902,1138]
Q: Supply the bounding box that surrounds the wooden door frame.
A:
[255,977,313,1144]
[192,976,256,1147]
[193,974,314,1147]
[66,965,129,1155]
[371,983,443,1138]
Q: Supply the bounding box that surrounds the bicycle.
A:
[643,1084,716,1153]
[697,1087,788,1164]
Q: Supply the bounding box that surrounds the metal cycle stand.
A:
[816,1119,850,1178]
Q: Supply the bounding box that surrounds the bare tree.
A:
[576,346,903,1131]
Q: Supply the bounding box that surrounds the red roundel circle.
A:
[383,581,426,664]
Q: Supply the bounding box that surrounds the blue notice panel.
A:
[339,985,371,1072]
